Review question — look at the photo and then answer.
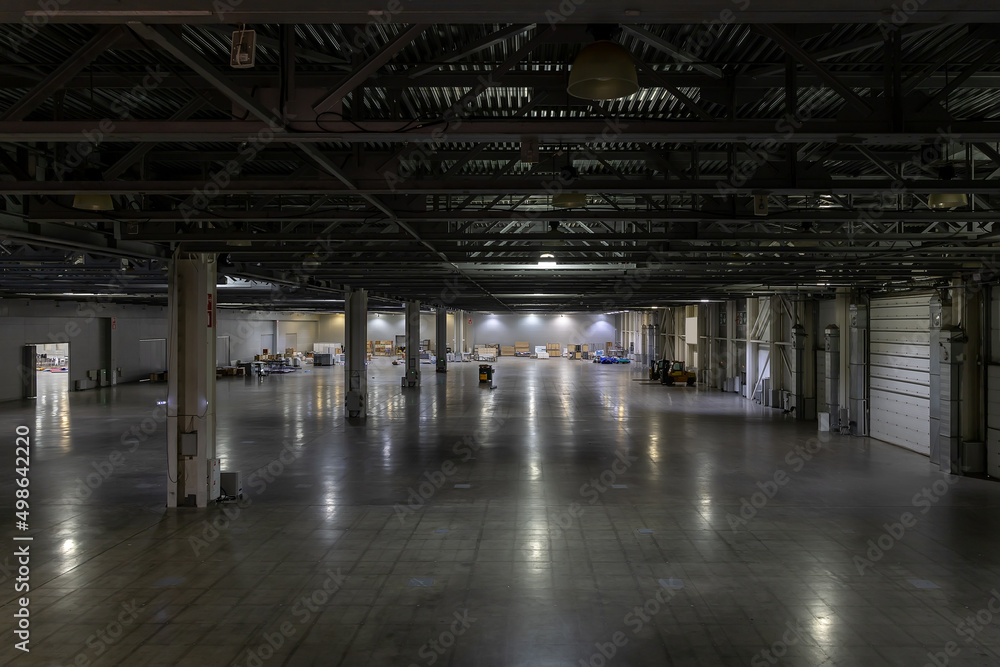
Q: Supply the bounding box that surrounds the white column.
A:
[166,253,217,508]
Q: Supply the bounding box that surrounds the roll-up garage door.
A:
[869,294,932,455]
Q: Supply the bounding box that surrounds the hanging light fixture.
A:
[928,192,968,209]
[72,192,114,211]
[927,164,968,210]
[567,38,639,101]
[551,193,587,208]
[538,251,557,267]
[927,67,968,210]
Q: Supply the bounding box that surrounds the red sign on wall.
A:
[111,317,116,330]
[207,293,214,328]
[468,318,472,324]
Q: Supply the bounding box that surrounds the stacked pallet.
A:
[514,341,530,356]
[546,343,561,357]
[500,346,516,356]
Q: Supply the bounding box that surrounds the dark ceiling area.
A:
[3,4,1000,311]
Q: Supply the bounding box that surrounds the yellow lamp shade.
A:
[72,193,114,211]
[927,193,968,209]
[567,41,639,101]
[551,192,587,209]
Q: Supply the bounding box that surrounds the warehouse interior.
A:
[5,2,1000,665]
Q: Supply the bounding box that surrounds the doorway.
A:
[33,342,69,400]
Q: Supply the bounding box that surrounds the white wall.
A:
[0,302,325,402]
[471,313,617,349]
[316,311,453,352]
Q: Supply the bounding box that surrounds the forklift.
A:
[650,359,697,386]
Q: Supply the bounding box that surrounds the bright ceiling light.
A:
[538,251,557,268]
[567,41,639,101]
[551,192,587,209]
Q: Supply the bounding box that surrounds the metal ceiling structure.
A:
[3,3,1000,311]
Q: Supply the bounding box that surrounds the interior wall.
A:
[470,313,617,349]
[0,301,325,402]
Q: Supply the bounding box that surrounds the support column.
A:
[849,303,868,436]
[166,253,217,508]
[21,345,36,399]
[791,323,815,420]
[726,300,738,391]
[939,327,965,473]
[962,284,984,472]
[930,296,945,463]
[436,307,448,373]
[345,288,367,419]
[403,300,421,387]
[455,309,464,361]
[746,297,759,401]
[800,300,817,419]
[824,325,840,432]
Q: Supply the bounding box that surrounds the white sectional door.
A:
[869,294,932,455]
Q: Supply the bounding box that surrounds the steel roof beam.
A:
[0,26,125,122]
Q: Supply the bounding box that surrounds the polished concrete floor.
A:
[3,358,1000,666]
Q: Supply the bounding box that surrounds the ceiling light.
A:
[567,41,639,101]
[927,193,968,210]
[551,193,587,209]
[927,154,968,210]
[538,251,557,268]
[72,193,114,211]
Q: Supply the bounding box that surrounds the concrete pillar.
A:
[644,323,658,369]
[403,300,421,387]
[21,345,36,398]
[835,290,852,410]
[166,253,217,508]
[455,309,464,360]
[436,308,448,373]
[929,296,945,463]
[800,299,817,418]
[791,323,815,420]
[939,327,965,473]
[962,285,983,448]
[726,301,738,389]
[345,288,367,419]
[825,325,840,432]
[849,304,868,435]
[746,298,759,401]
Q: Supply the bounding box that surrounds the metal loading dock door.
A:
[869,294,932,455]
